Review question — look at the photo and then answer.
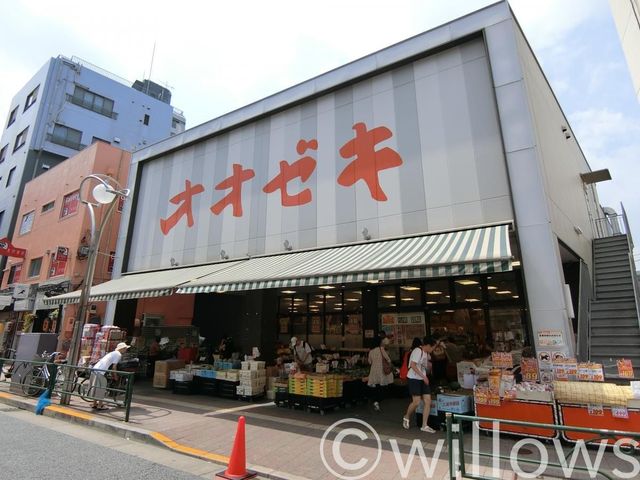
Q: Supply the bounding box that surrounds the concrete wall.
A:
[609,0,640,103]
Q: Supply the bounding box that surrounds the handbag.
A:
[381,347,393,375]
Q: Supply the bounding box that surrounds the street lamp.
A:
[61,174,130,405]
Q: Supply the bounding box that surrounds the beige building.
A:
[610,0,640,102]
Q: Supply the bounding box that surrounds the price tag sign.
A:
[618,359,634,379]
[612,406,629,419]
[588,404,604,416]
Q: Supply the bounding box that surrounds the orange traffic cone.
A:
[216,416,257,480]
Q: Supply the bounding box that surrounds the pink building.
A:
[1,142,130,350]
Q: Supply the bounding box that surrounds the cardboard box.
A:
[155,359,186,374]
[437,394,473,414]
[249,361,266,370]
[153,372,170,388]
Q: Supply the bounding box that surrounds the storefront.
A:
[46,2,608,385]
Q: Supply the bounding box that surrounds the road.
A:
[0,404,226,480]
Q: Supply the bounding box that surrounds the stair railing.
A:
[620,203,640,329]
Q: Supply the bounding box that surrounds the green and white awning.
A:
[177,224,512,294]
[42,261,242,306]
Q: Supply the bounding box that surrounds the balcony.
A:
[66,93,118,119]
[46,133,87,151]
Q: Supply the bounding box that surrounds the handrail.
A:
[446,412,639,480]
[621,203,640,330]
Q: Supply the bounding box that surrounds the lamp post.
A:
[61,174,129,405]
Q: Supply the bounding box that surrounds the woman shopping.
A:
[367,336,394,411]
[402,336,436,433]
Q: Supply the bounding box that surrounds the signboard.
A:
[14,298,35,312]
[0,237,26,258]
[13,283,36,300]
[491,352,513,369]
[126,37,512,272]
[521,358,539,382]
[49,246,69,277]
[61,191,80,218]
[537,329,564,347]
[617,359,634,379]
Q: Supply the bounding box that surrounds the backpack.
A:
[399,350,411,380]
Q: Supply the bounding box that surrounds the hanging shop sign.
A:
[0,237,26,258]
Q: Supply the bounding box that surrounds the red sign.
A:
[49,246,68,277]
[617,359,634,379]
[0,237,26,258]
[61,191,80,218]
[159,122,405,235]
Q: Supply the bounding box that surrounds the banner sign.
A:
[0,237,26,258]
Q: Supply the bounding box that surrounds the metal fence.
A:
[0,357,134,422]
[446,413,640,480]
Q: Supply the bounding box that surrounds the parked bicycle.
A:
[20,351,65,397]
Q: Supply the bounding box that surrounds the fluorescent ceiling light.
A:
[401,297,416,301]
[465,298,480,302]
[426,291,443,295]
[512,295,520,299]
[319,285,335,290]
[325,295,336,299]
[281,290,296,294]
[426,301,437,305]
[366,280,380,284]
[382,295,395,299]
[496,291,511,295]
[456,280,479,285]
[487,286,497,290]
[401,286,420,291]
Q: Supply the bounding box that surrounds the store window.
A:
[343,289,362,311]
[399,283,421,307]
[454,276,483,304]
[41,200,55,213]
[325,314,343,349]
[28,257,42,278]
[344,313,363,348]
[291,316,307,336]
[424,279,451,305]
[377,285,396,308]
[489,307,526,352]
[24,85,39,111]
[325,292,342,312]
[487,272,520,301]
[14,127,28,152]
[309,293,325,314]
[7,106,18,127]
[308,315,323,347]
[430,307,487,357]
[19,210,35,235]
[7,263,22,284]
[61,190,80,218]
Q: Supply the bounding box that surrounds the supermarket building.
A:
[46,2,638,365]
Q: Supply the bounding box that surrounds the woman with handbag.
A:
[367,336,394,411]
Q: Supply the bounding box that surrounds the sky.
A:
[1,0,639,264]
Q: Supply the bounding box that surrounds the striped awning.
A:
[42,261,243,306]
[177,224,512,294]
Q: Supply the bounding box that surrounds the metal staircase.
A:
[589,213,640,378]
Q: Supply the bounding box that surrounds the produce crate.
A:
[217,380,239,399]
[306,396,340,415]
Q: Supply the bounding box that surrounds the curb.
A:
[0,392,305,480]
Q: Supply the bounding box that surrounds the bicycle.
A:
[79,358,138,406]
[20,352,64,397]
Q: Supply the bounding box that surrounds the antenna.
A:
[147,41,156,94]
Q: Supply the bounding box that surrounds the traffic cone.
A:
[215,416,256,480]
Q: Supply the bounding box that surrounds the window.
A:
[0,210,4,230]
[7,106,18,127]
[377,285,397,308]
[13,127,28,151]
[68,85,115,118]
[143,114,150,125]
[424,279,451,305]
[7,263,22,284]
[91,136,110,145]
[6,167,16,187]
[49,123,84,150]
[19,210,35,235]
[28,257,42,278]
[41,201,55,213]
[24,85,39,111]
[0,144,7,163]
[108,251,116,274]
[60,190,80,218]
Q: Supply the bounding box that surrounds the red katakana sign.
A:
[0,237,26,258]
[158,122,404,236]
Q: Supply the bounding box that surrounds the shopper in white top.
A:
[402,337,436,433]
[90,342,130,410]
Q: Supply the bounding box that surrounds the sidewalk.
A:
[0,380,625,480]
